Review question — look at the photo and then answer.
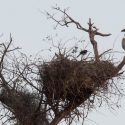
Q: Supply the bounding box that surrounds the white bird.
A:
[121,29,125,50]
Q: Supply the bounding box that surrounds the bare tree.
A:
[0,7,125,125]
[0,35,50,125]
[41,7,125,125]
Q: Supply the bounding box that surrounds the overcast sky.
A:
[0,0,125,125]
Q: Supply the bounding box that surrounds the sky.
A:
[0,0,125,125]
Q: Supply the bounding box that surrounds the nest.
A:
[39,55,117,102]
[0,88,50,125]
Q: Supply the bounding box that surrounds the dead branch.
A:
[116,56,125,73]
[44,7,111,62]
[99,49,112,58]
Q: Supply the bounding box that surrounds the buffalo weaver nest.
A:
[39,55,117,102]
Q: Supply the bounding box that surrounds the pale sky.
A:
[0,0,125,125]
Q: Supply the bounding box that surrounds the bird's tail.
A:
[77,54,80,57]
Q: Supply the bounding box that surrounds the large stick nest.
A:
[39,54,117,102]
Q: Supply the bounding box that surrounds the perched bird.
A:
[77,50,88,57]
[121,29,125,32]
[122,38,125,50]
[121,29,125,50]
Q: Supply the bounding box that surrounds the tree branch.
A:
[44,7,111,63]
[116,56,125,73]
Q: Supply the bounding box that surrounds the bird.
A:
[122,38,125,50]
[121,29,125,50]
[121,29,125,32]
[77,50,88,57]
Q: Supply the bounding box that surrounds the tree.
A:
[0,7,125,125]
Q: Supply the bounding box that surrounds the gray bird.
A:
[121,29,125,50]
[77,50,88,57]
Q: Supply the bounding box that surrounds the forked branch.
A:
[44,7,111,62]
